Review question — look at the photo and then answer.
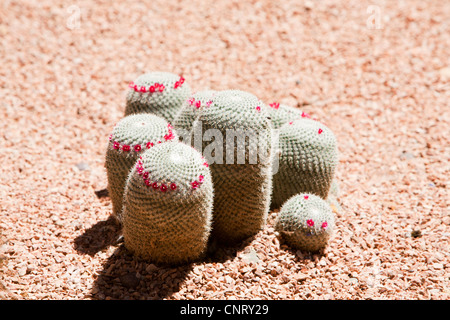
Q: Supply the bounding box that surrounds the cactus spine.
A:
[275,193,335,252]
[122,142,214,265]
[105,114,176,222]
[125,72,191,123]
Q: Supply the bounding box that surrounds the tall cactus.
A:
[275,193,336,252]
[125,71,191,123]
[122,142,214,265]
[192,89,273,245]
[272,118,338,209]
[105,114,177,222]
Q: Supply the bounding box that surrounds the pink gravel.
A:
[0,0,449,300]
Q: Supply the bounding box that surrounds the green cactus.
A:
[105,114,177,222]
[125,71,191,123]
[121,142,214,265]
[265,102,307,129]
[271,118,338,209]
[172,90,217,135]
[275,193,335,252]
[192,89,273,245]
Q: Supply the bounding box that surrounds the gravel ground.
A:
[0,0,449,300]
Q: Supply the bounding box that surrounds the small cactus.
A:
[105,114,177,222]
[192,89,273,245]
[272,118,338,208]
[275,193,335,252]
[122,142,214,265]
[125,71,191,123]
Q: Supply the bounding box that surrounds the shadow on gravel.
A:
[204,234,257,263]
[81,210,258,300]
[90,245,193,300]
[88,232,258,300]
[74,215,123,256]
[277,235,327,263]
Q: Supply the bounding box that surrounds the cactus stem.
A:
[109,123,174,152]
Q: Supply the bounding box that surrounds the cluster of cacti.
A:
[125,71,191,123]
[122,142,214,265]
[103,71,340,265]
[271,117,339,209]
[192,90,273,245]
[275,193,335,252]
[105,113,177,222]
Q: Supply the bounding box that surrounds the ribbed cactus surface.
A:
[193,89,273,245]
[105,114,176,222]
[125,71,191,123]
[275,193,335,252]
[272,118,338,208]
[122,142,214,265]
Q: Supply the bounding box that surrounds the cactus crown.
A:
[135,142,211,193]
[108,113,176,152]
[280,118,338,168]
[128,71,186,93]
[125,71,191,122]
[199,89,270,130]
[173,89,217,133]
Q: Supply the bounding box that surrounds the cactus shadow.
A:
[74,215,123,256]
[90,245,193,300]
[204,234,258,263]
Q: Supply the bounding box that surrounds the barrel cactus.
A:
[105,114,177,222]
[275,193,336,252]
[121,141,214,265]
[125,71,191,123]
[265,102,308,129]
[192,89,273,245]
[271,117,338,209]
